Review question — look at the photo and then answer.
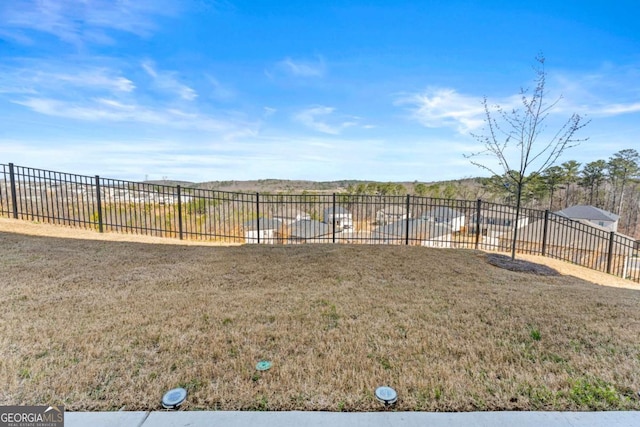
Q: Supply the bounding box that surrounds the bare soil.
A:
[486,254,560,276]
[1,218,639,411]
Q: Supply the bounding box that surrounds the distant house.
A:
[421,206,465,232]
[376,206,411,225]
[288,219,333,243]
[469,207,529,237]
[555,205,619,232]
[243,218,283,244]
[272,208,311,225]
[323,206,353,231]
[373,219,452,247]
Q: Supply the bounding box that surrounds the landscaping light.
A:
[161,387,187,409]
[375,386,398,405]
[256,360,272,371]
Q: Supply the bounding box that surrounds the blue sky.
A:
[1,0,639,182]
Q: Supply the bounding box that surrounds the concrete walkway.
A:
[65,411,639,427]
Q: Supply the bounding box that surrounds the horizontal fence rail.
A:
[1,162,638,282]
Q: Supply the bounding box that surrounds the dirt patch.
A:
[486,254,560,276]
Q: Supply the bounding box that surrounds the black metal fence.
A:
[1,162,638,282]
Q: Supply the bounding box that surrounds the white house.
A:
[323,206,353,231]
[421,206,465,232]
[376,206,411,225]
[272,208,311,225]
[469,207,529,237]
[373,219,452,247]
[555,205,619,232]
[244,218,283,244]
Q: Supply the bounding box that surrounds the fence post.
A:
[332,193,336,243]
[474,199,481,250]
[177,185,183,240]
[405,194,410,245]
[606,231,615,274]
[541,210,549,256]
[9,163,19,219]
[95,175,103,233]
[256,192,260,244]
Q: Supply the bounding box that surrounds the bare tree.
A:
[466,55,589,259]
[607,149,639,217]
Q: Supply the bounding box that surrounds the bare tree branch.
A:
[466,54,590,259]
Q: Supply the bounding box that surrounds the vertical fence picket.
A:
[256,192,260,244]
[606,231,615,274]
[9,163,18,219]
[474,199,481,250]
[177,185,183,240]
[95,175,103,233]
[332,193,336,244]
[405,194,410,245]
[541,210,549,256]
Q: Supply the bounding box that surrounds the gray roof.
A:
[373,219,451,240]
[323,206,351,216]
[244,218,282,231]
[422,206,464,219]
[473,207,519,221]
[289,220,332,239]
[555,205,619,222]
[377,206,407,215]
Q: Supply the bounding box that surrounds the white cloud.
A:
[396,88,489,134]
[293,106,359,135]
[142,61,197,101]
[0,65,135,94]
[275,57,326,78]
[399,61,640,136]
[207,75,235,100]
[551,64,640,118]
[0,0,179,45]
[13,97,236,133]
[592,102,640,115]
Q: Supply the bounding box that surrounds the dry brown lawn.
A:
[1,218,639,412]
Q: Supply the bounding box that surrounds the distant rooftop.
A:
[289,219,332,239]
[244,217,282,231]
[555,205,619,222]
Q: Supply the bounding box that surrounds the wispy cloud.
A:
[142,61,197,101]
[396,88,489,134]
[13,97,239,133]
[592,102,640,115]
[293,106,359,135]
[0,57,256,140]
[0,65,135,94]
[0,0,179,46]
[399,61,640,135]
[272,56,326,78]
[550,63,640,117]
[263,107,277,117]
[206,75,235,100]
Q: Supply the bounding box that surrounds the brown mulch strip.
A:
[486,253,560,276]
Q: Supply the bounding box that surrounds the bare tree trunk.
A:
[511,182,523,260]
